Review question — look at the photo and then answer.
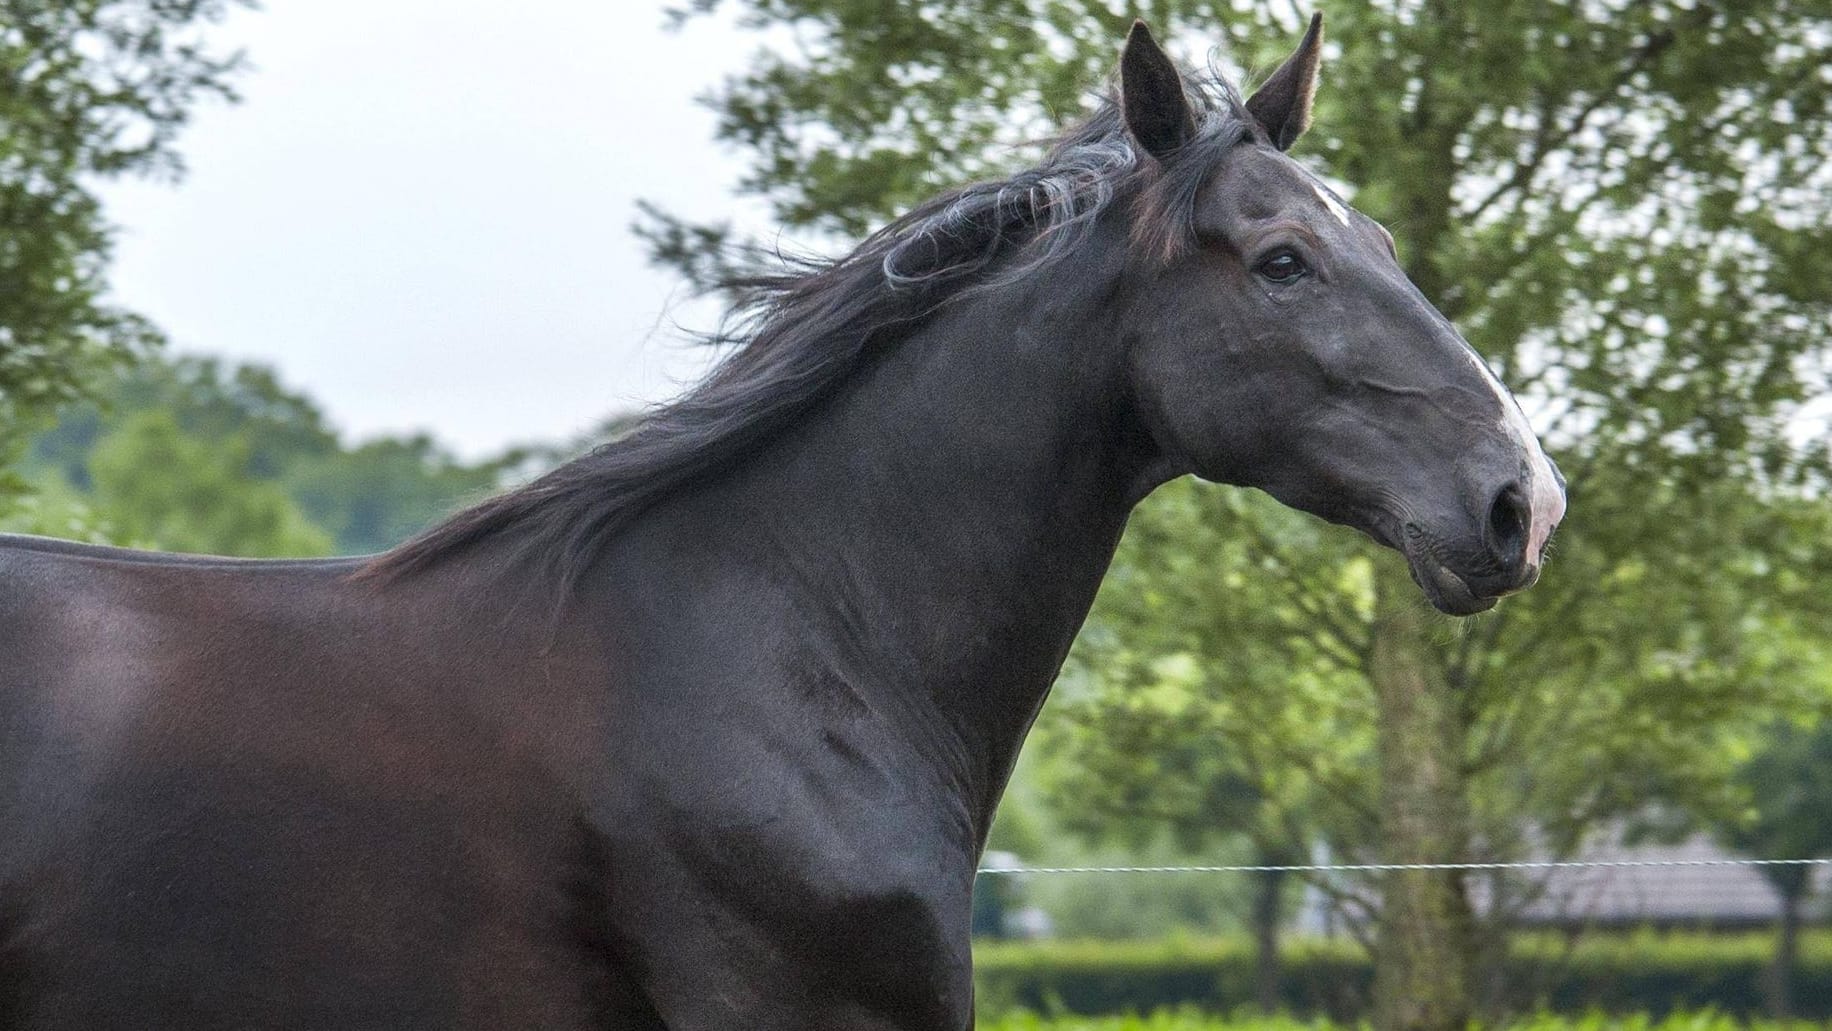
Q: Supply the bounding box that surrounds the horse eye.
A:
[1256,251,1307,283]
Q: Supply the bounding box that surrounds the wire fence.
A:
[977,857,1832,875]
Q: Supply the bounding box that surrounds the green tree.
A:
[1047,478,1832,1012]
[18,354,515,556]
[29,356,339,486]
[84,407,333,556]
[1716,717,1832,1019]
[649,3,1832,1026]
[0,0,251,501]
[1042,481,1373,1008]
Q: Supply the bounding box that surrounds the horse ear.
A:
[1121,20,1195,161]
[1245,12,1324,151]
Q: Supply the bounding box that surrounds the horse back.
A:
[0,537,633,1029]
[0,537,372,815]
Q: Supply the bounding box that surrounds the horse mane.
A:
[358,72,1253,592]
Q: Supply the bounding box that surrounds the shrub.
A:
[973,932,1832,1020]
[977,1007,1832,1031]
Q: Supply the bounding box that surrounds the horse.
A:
[0,15,1564,1030]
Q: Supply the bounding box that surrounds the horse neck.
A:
[662,255,1154,839]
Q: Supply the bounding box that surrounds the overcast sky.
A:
[102,1,760,458]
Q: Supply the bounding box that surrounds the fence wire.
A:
[977,857,1832,875]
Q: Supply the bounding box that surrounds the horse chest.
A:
[595,806,977,1029]
[582,688,979,1028]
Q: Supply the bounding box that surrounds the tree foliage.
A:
[80,406,333,556]
[10,354,519,557]
[0,0,251,497]
[1722,720,1832,879]
[1716,717,1832,1016]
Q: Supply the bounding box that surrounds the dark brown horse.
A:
[0,17,1563,1029]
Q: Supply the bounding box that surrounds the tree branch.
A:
[1462,2,1677,224]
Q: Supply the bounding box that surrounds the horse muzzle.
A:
[1401,477,1551,616]
[1408,555,1541,616]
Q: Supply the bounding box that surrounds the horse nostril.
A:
[1485,481,1530,574]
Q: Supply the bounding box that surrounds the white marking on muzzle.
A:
[1456,345,1565,561]
[1302,164,1564,563]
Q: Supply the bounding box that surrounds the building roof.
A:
[1490,832,1832,928]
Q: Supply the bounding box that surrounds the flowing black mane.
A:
[361,74,1253,591]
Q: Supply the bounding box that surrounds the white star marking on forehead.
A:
[1310,181,1350,226]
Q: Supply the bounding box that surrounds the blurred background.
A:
[3,1,1830,1028]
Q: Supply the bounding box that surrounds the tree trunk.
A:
[1252,864,1286,1013]
[1765,888,1803,1018]
[1370,586,1475,1031]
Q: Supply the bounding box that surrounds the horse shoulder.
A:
[581,648,978,1028]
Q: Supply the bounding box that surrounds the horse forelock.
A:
[358,69,1254,592]
[880,74,1249,292]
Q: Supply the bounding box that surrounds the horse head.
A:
[1119,17,1565,614]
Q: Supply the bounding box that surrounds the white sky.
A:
[101,1,761,458]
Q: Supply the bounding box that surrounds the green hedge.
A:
[974,938,1368,1018]
[973,933,1832,1019]
[979,1010,1832,1031]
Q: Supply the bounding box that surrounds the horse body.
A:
[0,544,639,1027]
[0,244,1139,1028]
[0,17,1566,1030]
